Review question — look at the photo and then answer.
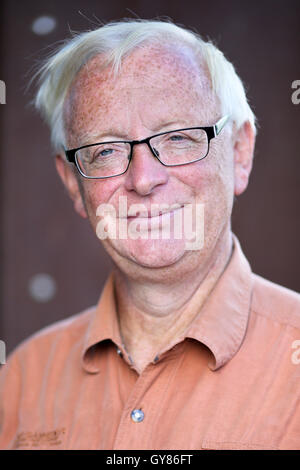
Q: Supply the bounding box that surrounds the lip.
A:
[124,204,185,219]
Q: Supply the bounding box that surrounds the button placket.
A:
[112,349,183,449]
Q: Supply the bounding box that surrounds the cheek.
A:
[204,152,235,231]
[81,179,119,227]
[175,153,233,197]
[174,149,235,224]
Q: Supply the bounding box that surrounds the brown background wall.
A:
[1,0,299,355]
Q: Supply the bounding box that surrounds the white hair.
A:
[34,19,256,151]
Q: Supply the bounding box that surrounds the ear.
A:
[55,154,88,219]
[233,121,255,196]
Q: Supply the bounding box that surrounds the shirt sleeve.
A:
[0,350,22,449]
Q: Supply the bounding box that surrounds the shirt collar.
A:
[81,272,122,373]
[81,233,254,373]
[184,233,253,370]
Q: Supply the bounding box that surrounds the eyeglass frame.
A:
[64,115,230,179]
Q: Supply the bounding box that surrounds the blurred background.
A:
[0,0,299,355]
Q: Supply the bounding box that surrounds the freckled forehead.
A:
[64,44,218,145]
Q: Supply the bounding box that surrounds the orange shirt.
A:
[0,234,300,450]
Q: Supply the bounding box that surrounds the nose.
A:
[124,142,169,196]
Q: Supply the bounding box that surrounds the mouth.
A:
[120,204,186,234]
[125,204,185,220]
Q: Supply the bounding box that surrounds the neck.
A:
[114,229,233,373]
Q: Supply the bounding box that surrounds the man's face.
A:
[61,43,241,281]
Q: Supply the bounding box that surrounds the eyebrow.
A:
[80,121,190,144]
[80,130,127,145]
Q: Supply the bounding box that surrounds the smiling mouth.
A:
[124,204,185,220]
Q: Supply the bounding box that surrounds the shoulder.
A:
[5,305,96,367]
[251,273,300,329]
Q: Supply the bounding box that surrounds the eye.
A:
[92,143,125,160]
[169,134,187,142]
[97,148,114,157]
[164,133,193,146]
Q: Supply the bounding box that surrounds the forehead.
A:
[64,43,219,145]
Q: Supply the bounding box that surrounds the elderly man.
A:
[0,19,299,451]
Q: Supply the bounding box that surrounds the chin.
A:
[107,237,188,269]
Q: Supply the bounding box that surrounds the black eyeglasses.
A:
[64,115,230,179]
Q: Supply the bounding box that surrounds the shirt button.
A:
[131,409,144,423]
[116,347,123,358]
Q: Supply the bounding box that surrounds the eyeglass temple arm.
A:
[214,115,230,136]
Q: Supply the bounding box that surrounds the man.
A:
[0,19,299,450]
